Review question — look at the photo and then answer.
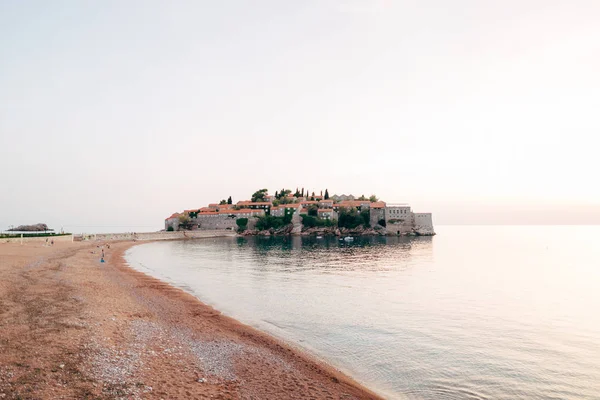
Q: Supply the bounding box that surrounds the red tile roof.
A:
[218,208,263,215]
[336,200,370,208]
[236,201,271,206]
[165,213,180,220]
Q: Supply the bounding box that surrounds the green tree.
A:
[308,205,318,217]
[301,188,305,197]
[338,207,370,229]
[369,195,378,202]
[251,188,268,202]
[275,190,279,198]
[324,189,329,200]
[227,196,232,204]
[277,189,291,199]
[301,215,335,229]
[255,215,290,231]
[178,214,193,230]
[357,194,367,201]
[301,215,317,228]
[219,199,227,205]
[294,188,301,197]
[361,209,371,227]
[236,218,248,232]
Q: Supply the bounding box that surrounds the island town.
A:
[165,188,434,236]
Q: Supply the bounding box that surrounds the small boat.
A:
[343,236,354,242]
[316,236,323,239]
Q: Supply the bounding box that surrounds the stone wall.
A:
[165,217,179,231]
[384,219,414,235]
[192,214,258,231]
[370,208,385,227]
[413,213,435,235]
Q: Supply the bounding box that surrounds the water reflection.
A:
[127,227,600,400]
[227,235,433,274]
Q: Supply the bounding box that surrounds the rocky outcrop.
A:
[242,223,435,237]
[241,224,295,236]
[414,226,436,236]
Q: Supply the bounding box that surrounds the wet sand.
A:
[0,240,383,399]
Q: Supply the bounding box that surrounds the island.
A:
[165,188,435,236]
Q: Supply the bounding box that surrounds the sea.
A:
[125,225,600,399]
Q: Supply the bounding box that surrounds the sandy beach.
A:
[0,239,382,399]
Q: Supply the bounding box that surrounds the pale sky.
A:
[1,0,599,232]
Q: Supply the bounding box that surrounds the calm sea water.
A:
[125,226,600,399]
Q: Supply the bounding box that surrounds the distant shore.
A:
[0,238,382,399]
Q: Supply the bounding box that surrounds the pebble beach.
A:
[0,239,382,399]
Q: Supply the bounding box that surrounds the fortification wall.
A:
[193,215,257,230]
[385,221,414,235]
[414,213,435,235]
[194,215,238,230]
[370,208,385,227]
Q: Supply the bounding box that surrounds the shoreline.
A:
[0,238,384,399]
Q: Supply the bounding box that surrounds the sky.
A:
[1,0,599,232]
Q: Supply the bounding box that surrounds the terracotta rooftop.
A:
[336,200,370,208]
[165,213,180,220]
[237,201,271,206]
[218,208,263,214]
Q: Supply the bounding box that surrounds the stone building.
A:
[369,202,386,227]
[331,194,355,202]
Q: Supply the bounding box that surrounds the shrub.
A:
[167,226,174,231]
[301,215,317,228]
[338,208,370,229]
[301,215,335,229]
[236,218,248,231]
[255,215,288,231]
